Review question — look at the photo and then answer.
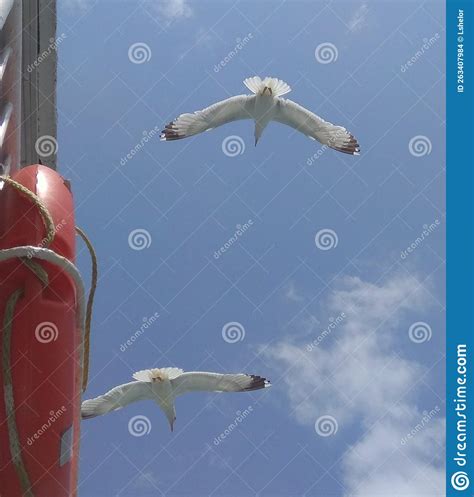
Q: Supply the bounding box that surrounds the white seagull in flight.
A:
[81,367,270,431]
[161,76,360,154]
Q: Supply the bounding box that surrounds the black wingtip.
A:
[161,120,186,141]
[244,374,271,391]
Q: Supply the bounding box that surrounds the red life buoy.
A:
[0,165,81,497]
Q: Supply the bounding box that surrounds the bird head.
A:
[261,86,273,96]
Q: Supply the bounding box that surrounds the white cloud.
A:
[285,281,305,303]
[195,27,215,50]
[343,410,445,496]
[348,3,370,33]
[154,0,193,22]
[264,273,445,496]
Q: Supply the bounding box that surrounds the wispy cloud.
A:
[285,281,305,303]
[348,3,370,33]
[154,0,193,22]
[343,412,444,496]
[264,273,444,496]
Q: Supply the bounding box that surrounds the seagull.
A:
[81,367,271,431]
[161,76,360,154]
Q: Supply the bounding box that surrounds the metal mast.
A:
[0,0,57,176]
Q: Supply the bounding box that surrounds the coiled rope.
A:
[0,175,97,496]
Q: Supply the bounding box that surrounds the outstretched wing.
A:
[274,98,360,155]
[171,372,271,397]
[81,382,152,419]
[161,95,255,141]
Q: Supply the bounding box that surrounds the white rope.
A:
[0,246,86,367]
[0,246,86,495]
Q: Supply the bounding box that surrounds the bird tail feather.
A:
[243,76,291,97]
[133,367,184,382]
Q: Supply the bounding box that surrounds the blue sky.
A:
[58,1,445,495]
